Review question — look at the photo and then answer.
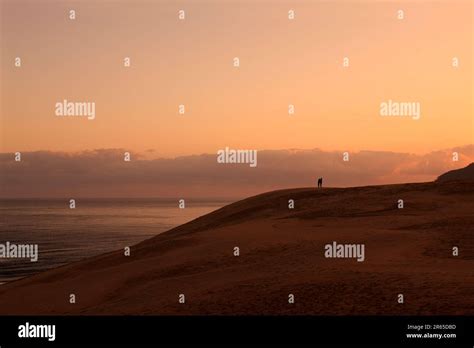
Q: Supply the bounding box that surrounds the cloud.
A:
[0,146,472,198]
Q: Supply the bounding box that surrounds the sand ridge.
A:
[0,181,472,315]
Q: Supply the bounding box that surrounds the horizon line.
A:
[0,181,450,201]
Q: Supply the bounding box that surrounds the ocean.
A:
[0,198,229,284]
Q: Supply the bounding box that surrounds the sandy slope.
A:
[0,181,473,315]
[437,163,474,182]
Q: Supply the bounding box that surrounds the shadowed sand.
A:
[0,181,473,315]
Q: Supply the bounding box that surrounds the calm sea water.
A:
[0,199,229,284]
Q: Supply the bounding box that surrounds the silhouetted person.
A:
[317,177,323,188]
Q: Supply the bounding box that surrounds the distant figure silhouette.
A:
[317,177,323,188]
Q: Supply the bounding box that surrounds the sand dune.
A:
[437,162,474,182]
[0,181,473,315]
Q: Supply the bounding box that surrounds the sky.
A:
[0,0,472,196]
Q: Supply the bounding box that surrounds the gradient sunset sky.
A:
[1,0,472,158]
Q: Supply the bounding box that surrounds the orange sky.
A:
[1,0,472,157]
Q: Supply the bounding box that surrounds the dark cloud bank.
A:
[1,146,472,198]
